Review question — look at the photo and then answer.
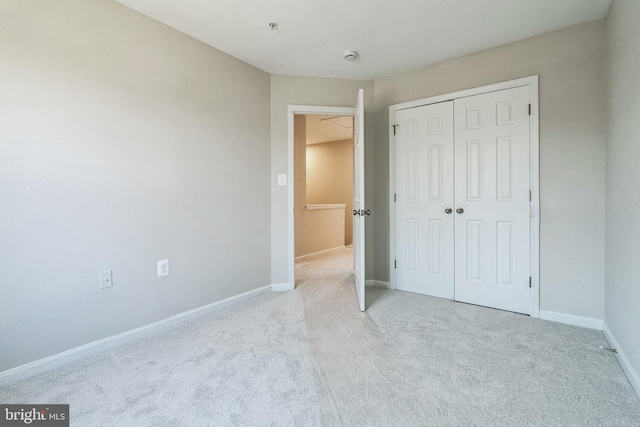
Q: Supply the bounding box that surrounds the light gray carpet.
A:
[2,247,639,426]
[0,288,322,426]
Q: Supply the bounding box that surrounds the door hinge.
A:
[392,124,398,135]
[529,277,532,288]
[394,193,397,202]
[394,260,397,269]
[529,190,532,201]
[528,104,531,115]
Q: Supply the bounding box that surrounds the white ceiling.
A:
[306,115,353,145]
[115,0,612,80]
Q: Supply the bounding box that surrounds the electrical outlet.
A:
[99,270,113,289]
[157,260,169,277]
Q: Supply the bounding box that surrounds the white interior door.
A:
[453,86,530,314]
[353,89,366,312]
[395,102,455,299]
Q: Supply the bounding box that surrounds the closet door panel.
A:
[395,102,454,299]
[453,86,531,314]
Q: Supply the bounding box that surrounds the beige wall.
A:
[373,21,606,319]
[294,117,346,256]
[605,0,640,387]
[0,0,271,371]
[294,115,307,254]
[295,207,346,257]
[306,139,354,246]
[270,76,374,284]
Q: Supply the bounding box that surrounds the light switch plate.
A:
[277,174,287,186]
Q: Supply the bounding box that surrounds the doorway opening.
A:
[285,92,366,311]
[293,113,354,288]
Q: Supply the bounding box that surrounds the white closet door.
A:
[453,86,530,314]
[395,101,455,299]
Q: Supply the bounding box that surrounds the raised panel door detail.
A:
[466,220,483,280]
[429,219,444,276]
[428,114,443,135]
[466,107,483,130]
[496,102,514,126]
[428,145,443,202]
[496,221,514,285]
[453,84,531,315]
[395,101,454,300]
[496,136,514,201]
[404,118,419,138]
[406,218,419,272]
[466,140,484,201]
[405,147,419,202]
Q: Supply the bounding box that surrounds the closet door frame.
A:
[388,75,540,317]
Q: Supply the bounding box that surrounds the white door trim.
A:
[286,105,356,290]
[388,76,540,317]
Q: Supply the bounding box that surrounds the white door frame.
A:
[388,76,540,317]
[286,105,356,290]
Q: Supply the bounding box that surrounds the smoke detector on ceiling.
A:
[344,51,359,61]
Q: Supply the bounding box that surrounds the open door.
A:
[353,89,366,311]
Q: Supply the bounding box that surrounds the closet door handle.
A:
[456,208,464,214]
[445,208,452,214]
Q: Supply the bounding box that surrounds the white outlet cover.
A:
[157,260,170,277]
[277,174,287,186]
[99,270,113,289]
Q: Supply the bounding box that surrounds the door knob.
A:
[361,209,371,216]
[353,210,359,216]
[445,208,452,214]
[456,208,464,214]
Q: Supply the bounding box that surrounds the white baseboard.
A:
[539,310,603,330]
[0,284,272,386]
[602,323,640,399]
[295,245,345,261]
[365,280,391,289]
[271,282,293,292]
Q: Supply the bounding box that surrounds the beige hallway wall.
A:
[294,117,346,257]
[306,139,354,246]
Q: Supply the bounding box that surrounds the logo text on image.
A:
[1,405,69,426]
